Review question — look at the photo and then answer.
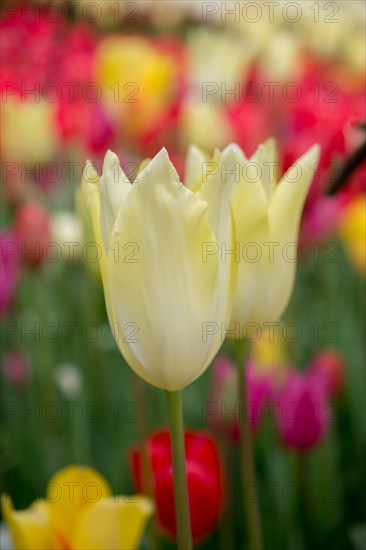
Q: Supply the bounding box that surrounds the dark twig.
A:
[327,123,366,195]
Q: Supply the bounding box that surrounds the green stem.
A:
[218,434,236,550]
[131,373,159,549]
[165,390,192,550]
[296,453,313,549]
[236,340,264,550]
[131,373,153,497]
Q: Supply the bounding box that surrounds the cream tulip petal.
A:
[194,145,239,370]
[81,163,109,278]
[2,495,55,550]
[227,147,271,330]
[106,148,227,391]
[263,138,277,175]
[270,144,320,243]
[71,496,153,550]
[185,144,209,190]
[100,150,131,250]
[81,162,100,201]
[221,143,247,161]
[263,144,320,319]
[197,145,238,241]
[256,144,272,201]
[81,163,156,385]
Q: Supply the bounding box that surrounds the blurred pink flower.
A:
[1,349,29,388]
[273,367,331,452]
[209,356,272,441]
[0,230,20,317]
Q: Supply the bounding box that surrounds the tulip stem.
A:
[236,340,264,550]
[131,373,159,549]
[296,453,313,548]
[165,390,193,550]
[131,373,153,497]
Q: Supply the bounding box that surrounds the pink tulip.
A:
[273,368,331,452]
[209,356,272,441]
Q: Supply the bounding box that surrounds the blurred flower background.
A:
[0,1,365,549]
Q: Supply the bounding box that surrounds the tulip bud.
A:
[130,429,223,542]
[274,368,331,452]
[14,202,51,267]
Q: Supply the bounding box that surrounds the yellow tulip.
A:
[2,465,153,550]
[95,36,177,139]
[250,324,290,384]
[338,193,366,274]
[1,98,57,164]
[81,147,238,391]
[187,140,319,331]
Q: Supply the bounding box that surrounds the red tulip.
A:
[130,429,223,542]
[14,202,51,267]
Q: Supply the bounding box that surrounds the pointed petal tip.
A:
[145,147,177,175]
[187,143,208,157]
[103,149,120,170]
[301,143,321,167]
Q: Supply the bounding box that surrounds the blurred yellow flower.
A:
[95,36,178,139]
[250,324,290,384]
[81,147,237,391]
[2,465,153,550]
[338,194,366,274]
[76,181,102,282]
[1,99,57,164]
[187,28,250,95]
[179,99,232,152]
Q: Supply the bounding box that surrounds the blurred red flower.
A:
[14,202,51,267]
[130,429,223,542]
[309,349,346,398]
